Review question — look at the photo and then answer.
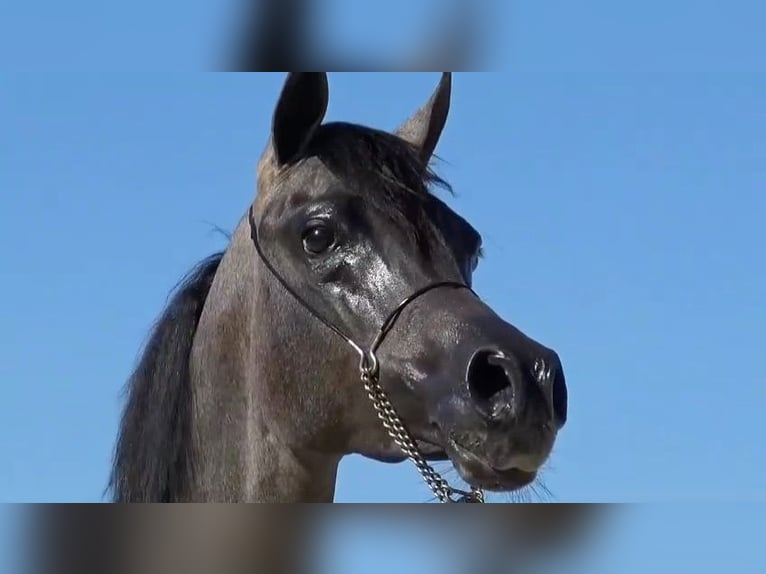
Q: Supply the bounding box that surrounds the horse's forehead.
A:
[256,156,337,208]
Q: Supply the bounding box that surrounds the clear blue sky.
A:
[2,0,766,570]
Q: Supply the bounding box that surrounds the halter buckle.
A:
[359,350,380,379]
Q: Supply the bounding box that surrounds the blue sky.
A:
[2,0,766,570]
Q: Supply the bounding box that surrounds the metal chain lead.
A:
[360,367,484,504]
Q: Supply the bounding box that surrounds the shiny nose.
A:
[465,348,523,421]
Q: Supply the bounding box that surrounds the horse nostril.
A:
[552,366,568,427]
[466,349,516,417]
[536,353,567,428]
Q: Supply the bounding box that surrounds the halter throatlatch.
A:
[248,206,485,503]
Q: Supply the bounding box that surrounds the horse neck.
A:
[188,215,341,502]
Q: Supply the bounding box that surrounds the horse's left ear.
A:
[395,72,452,165]
[271,72,329,165]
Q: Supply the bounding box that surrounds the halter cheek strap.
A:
[248,206,485,503]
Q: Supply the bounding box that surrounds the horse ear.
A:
[271,72,329,165]
[394,72,452,164]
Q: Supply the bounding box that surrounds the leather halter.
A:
[247,205,476,376]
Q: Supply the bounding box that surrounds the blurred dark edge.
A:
[19,504,608,574]
[227,0,483,71]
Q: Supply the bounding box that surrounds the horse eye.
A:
[301,222,335,255]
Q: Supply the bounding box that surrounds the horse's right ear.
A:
[271,72,329,165]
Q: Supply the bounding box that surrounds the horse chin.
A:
[361,438,449,464]
[444,439,538,493]
[356,439,407,463]
[416,440,450,461]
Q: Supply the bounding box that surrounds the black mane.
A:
[309,122,451,194]
[303,122,453,245]
[109,252,224,502]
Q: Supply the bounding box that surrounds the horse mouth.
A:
[444,439,538,492]
[414,437,537,492]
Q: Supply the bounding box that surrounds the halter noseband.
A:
[248,206,485,503]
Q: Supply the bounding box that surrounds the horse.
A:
[109,72,568,503]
